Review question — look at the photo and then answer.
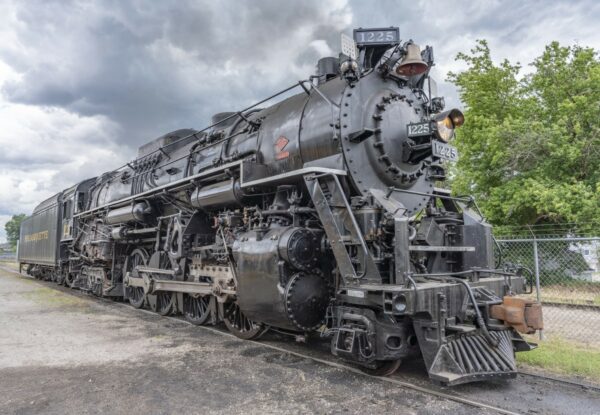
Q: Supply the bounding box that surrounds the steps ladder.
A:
[304,173,381,284]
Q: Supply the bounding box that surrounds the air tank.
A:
[190,179,244,210]
[105,202,152,225]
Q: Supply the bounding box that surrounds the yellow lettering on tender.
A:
[24,230,49,242]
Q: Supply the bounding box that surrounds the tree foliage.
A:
[447,40,600,228]
[5,214,27,248]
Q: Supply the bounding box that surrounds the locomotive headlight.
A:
[436,117,454,142]
[433,109,464,142]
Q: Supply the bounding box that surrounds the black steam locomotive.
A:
[18,27,542,385]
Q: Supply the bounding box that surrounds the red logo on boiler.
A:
[275,136,290,160]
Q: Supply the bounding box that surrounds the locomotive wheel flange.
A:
[360,359,402,376]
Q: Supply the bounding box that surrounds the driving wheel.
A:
[147,251,176,316]
[223,301,267,340]
[124,248,148,308]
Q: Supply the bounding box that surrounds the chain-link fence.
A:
[0,252,16,261]
[496,233,600,346]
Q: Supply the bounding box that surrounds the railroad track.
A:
[518,370,600,392]
[143,310,600,415]
[3,265,600,415]
[109,301,525,415]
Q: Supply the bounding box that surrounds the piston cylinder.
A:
[111,227,126,240]
[190,179,244,210]
[105,202,151,225]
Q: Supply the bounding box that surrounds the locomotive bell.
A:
[395,43,428,76]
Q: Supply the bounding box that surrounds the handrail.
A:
[88,80,310,180]
[385,186,472,204]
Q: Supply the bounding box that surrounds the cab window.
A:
[62,200,73,219]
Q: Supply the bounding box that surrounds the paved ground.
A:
[1,267,599,415]
[0,269,484,415]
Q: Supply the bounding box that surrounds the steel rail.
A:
[519,370,600,392]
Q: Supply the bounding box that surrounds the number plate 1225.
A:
[407,122,431,137]
[432,141,459,161]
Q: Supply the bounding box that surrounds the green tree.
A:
[5,214,27,249]
[447,41,600,229]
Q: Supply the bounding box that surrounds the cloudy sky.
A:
[0,0,598,242]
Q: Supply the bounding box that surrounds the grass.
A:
[22,285,88,308]
[517,336,600,382]
[0,259,19,270]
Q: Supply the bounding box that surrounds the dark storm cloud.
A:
[1,0,351,148]
[2,0,598,152]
